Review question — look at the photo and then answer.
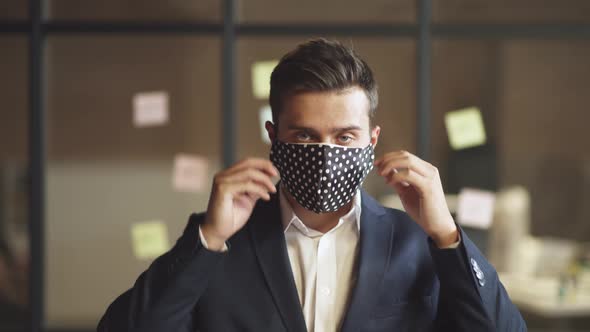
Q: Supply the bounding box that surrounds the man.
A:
[98,38,526,331]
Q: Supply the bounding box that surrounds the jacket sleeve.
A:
[429,226,527,332]
[97,213,228,332]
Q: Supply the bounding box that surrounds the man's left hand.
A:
[374,150,458,248]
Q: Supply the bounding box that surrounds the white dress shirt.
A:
[279,186,361,332]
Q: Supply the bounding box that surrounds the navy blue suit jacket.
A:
[98,190,526,331]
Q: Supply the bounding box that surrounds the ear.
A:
[370,125,380,147]
[265,121,276,142]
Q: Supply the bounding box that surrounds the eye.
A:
[295,132,312,141]
[338,135,353,143]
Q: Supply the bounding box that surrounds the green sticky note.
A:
[444,107,487,150]
[131,220,170,260]
[251,60,279,99]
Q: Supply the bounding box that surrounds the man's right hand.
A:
[200,158,278,251]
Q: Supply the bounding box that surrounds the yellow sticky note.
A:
[444,107,487,150]
[131,221,170,260]
[251,60,279,99]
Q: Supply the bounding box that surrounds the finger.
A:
[227,183,271,202]
[222,168,277,194]
[225,181,271,201]
[224,158,278,178]
[391,180,410,192]
[377,153,432,178]
[223,158,279,178]
[386,169,427,195]
[388,168,411,187]
[234,191,261,208]
[374,150,408,166]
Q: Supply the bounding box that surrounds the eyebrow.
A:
[287,125,362,134]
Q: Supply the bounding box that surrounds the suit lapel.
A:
[248,193,308,332]
[340,190,394,332]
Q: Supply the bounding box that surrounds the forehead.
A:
[278,87,371,129]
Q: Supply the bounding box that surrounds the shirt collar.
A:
[279,183,362,236]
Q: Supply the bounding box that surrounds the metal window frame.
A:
[1,0,590,330]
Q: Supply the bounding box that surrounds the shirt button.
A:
[322,287,331,295]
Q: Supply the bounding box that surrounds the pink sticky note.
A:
[133,91,169,127]
[172,154,209,193]
[457,188,496,229]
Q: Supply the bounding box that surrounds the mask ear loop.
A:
[268,122,279,145]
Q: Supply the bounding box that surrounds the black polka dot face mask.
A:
[270,140,375,214]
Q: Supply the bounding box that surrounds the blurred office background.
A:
[1,0,589,331]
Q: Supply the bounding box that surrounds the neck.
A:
[281,184,354,234]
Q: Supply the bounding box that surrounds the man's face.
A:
[266,87,380,147]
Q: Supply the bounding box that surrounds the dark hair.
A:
[269,38,378,128]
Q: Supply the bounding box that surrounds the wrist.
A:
[200,224,228,251]
[428,219,459,248]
